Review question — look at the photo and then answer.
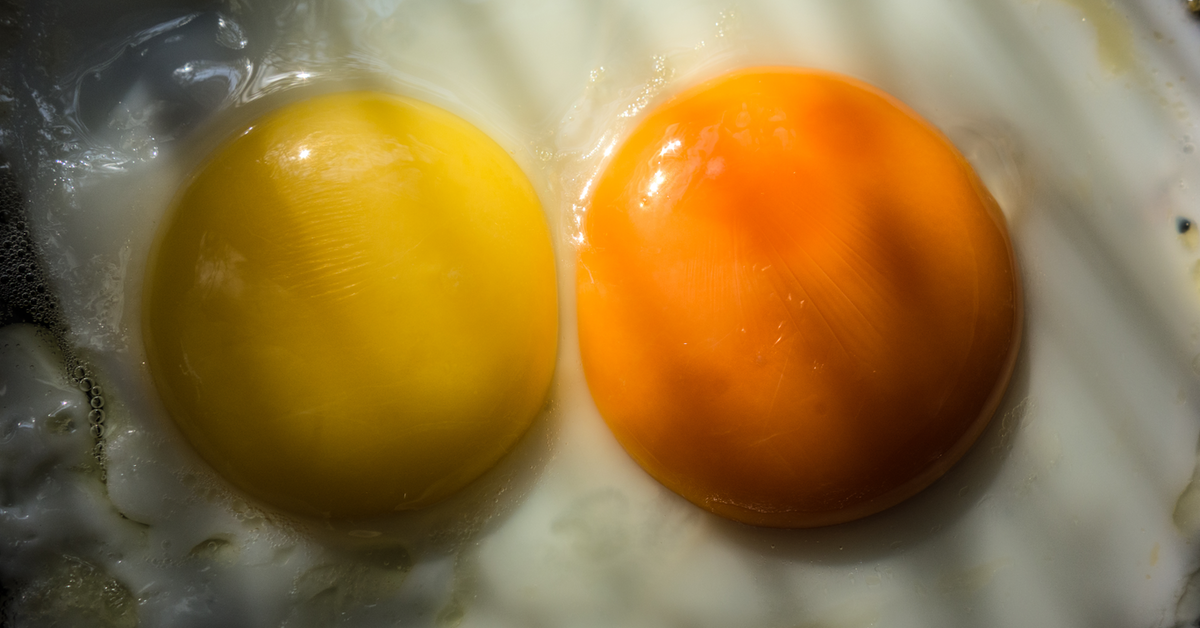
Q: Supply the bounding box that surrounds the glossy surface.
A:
[143,92,558,518]
[578,69,1022,527]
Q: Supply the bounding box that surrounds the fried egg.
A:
[577,68,1022,527]
[1,0,1199,627]
[143,91,558,518]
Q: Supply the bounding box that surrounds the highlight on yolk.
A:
[577,68,1022,528]
[143,91,558,518]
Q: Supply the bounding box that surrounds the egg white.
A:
[2,0,1200,627]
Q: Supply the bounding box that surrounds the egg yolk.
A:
[577,68,1022,528]
[144,92,558,518]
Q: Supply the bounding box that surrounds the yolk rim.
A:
[144,91,558,518]
[577,68,1022,528]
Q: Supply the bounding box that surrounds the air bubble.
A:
[4,556,136,625]
[74,366,87,379]
[74,12,256,149]
[90,423,105,438]
[89,409,105,423]
[90,396,104,409]
[78,377,93,391]
[172,59,252,108]
[215,15,249,50]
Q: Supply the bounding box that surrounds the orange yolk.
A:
[577,68,1022,528]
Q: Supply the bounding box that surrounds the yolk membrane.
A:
[577,68,1022,528]
[144,91,558,518]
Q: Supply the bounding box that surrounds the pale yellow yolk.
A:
[143,92,558,518]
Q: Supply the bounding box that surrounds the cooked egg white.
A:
[2,0,1199,627]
